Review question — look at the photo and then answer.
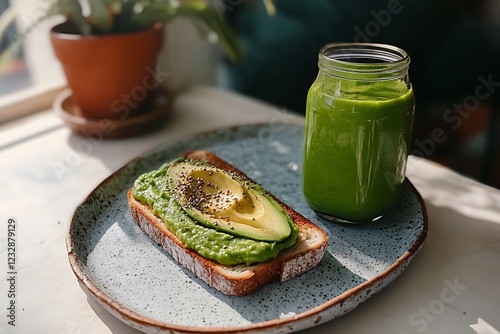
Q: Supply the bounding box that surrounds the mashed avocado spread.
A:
[132,158,299,265]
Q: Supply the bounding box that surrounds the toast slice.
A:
[127,150,328,296]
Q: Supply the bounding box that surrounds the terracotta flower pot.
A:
[50,22,164,119]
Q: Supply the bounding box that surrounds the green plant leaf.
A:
[262,0,276,16]
[47,0,91,35]
[87,0,115,34]
[122,0,174,33]
[1,0,246,73]
[173,0,244,63]
[120,0,244,63]
[0,1,89,71]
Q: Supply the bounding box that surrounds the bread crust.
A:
[127,150,328,296]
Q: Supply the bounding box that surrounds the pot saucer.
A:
[54,86,173,139]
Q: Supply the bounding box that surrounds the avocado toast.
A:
[127,150,328,296]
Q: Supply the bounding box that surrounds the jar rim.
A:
[318,43,410,80]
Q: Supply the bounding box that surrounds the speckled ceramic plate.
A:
[67,124,427,334]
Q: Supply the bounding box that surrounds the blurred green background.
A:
[222,0,500,188]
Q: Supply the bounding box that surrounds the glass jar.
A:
[302,43,415,223]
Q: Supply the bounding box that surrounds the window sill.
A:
[0,80,66,124]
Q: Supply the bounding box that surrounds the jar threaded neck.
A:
[319,43,410,81]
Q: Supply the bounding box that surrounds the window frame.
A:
[0,82,65,124]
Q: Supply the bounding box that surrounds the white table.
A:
[1,86,499,334]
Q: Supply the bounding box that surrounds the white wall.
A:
[159,19,220,94]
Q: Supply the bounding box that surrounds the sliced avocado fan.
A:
[167,159,292,242]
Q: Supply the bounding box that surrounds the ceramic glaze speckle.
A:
[68,124,427,333]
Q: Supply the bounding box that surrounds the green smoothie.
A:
[303,76,414,222]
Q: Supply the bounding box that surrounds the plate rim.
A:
[66,123,429,333]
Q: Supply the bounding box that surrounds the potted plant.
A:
[0,0,243,121]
